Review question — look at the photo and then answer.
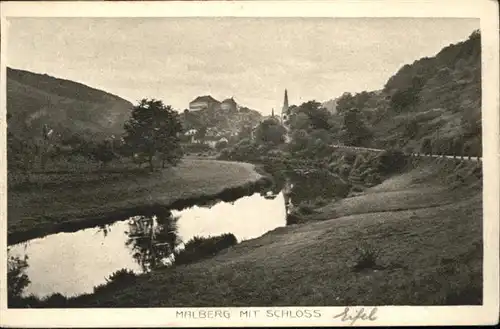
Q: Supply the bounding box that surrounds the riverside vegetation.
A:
[8,30,482,307]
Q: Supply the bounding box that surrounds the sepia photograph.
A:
[1,0,498,327]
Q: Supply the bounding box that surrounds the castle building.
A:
[221,97,238,111]
[189,95,221,111]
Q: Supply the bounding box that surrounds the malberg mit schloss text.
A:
[176,309,323,319]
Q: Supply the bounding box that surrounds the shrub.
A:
[341,151,357,165]
[353,244,381,272]
[173,234,237,266]
[182,143,212,154]
[42,293,68,307]
[376,149,408,175]
[218,148,231,160]
[286,211,307,225]
[420,137,432,154]
[93,268,137,294]
[349,185,364,194]
[338,164,352,178]
[215,140,229,151]
[297,204,315,215]
[364,172,382,187]
[106,268,137,284]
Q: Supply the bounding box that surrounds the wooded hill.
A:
[330,29,481,156]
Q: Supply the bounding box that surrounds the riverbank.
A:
[8,159,269,244]
[56,157,482,306]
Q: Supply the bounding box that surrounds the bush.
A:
[215,140,229,151]
[338,164,352,178]
[353,244,381,272]
[182,143,211,154]
[297,204,315,215]
[376,149,408,175]
[286,211,307,225]
[42,293,69,307]
[173,234,237,266]
[364,172,382,187]
[93,268,137,294]
[106,268,137,284]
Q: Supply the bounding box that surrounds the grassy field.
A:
[64,158,482,307]
[8,159,265,244]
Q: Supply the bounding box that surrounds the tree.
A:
[390,87,420,113]
[90,140,117,168]
[340,108,372,147]
[194,126,207,141]
[287,129,309,153]
[123,99,183,171]
[237,124,253,140]
[336,92,356,114]
[159,140,182,168]
[451,136,464,156]
[293,101,332,131]
[403,118,419,139]
[254,119,286,146]
[289,112,311,131]
[8,254,30,301]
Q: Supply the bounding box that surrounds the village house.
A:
[206,136,229,149]
[184,128,198,143]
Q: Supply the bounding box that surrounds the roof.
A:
[189,95,220,104]
[222,97,237,105]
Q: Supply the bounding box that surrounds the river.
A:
[8,167,347,299]
[8,188,290,298]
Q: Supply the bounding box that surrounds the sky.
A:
[7,17,478,115]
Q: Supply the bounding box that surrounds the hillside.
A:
[328,30,481,156]
[181,99,262,138]
[7,68,133,140]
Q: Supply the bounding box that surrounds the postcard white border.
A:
[0,0,498,327]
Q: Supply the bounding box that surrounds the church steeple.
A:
[281,89,289,123]
[271,108,275,117]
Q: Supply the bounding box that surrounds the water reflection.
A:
[96,223,111,238]
[8,190,287,298]
[125,208,180,271]
[174,191,287,243]
[7,252,31,300]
